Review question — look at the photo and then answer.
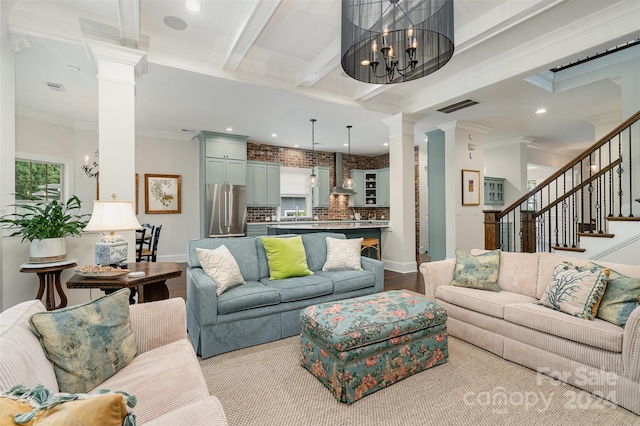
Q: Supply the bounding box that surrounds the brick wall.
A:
[246,142,390,222]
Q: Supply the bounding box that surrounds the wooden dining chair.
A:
[141,223,155,251]
[135,228,146,262]
[140,225,162,262]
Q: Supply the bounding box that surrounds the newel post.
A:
[483,210,501,250]
[521,210,536,253]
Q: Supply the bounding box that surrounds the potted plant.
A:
[0,195,90,263]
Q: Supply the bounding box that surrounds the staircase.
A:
[484,111,640,261]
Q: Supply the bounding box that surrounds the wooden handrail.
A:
[497,110,640,220]
[535,159,620,216]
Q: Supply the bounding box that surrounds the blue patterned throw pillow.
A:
[29,288,137,394]
[586,262,640,327]
[450,249,501,292]
[538,262,609,320]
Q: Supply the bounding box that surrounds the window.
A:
[15,159,63,202]
[279,167,312,218]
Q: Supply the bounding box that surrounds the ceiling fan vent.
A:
[44,81,66,92]
[437,98,479,114]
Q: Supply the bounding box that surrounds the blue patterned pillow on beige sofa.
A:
[450,249,501,292]
[586,262,640,327]
[538,262,608,320]
[29,288,137,393]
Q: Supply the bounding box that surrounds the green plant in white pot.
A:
[0,195,90,263]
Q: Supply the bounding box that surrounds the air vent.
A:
[44,81,65,92]
[437,99,479,114]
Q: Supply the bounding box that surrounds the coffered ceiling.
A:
[4,0,640,156]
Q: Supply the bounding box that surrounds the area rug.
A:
[199,336,638,426]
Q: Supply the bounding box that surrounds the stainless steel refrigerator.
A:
[206,183,247,237]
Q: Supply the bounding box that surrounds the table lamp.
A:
[84,194,142,266]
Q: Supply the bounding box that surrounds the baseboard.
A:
[156,253,188,263]
[383,259,417,273]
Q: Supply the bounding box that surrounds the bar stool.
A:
[361,238,381,260]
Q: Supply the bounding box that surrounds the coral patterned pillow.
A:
[322,237,363,272]
[538,262,609,320]
[197,245,245,295]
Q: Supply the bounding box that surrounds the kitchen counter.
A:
[264,221,388,259]
[265,220,389,230]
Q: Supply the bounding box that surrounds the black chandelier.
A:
[341,0,454,84]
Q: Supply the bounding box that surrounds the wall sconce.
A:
[82,150,99,178]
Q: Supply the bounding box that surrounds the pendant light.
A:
[342,125,356,190]
[309,119,317,188]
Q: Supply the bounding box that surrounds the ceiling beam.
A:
[116,0,140,47]
[296,38,340,88]
[224,0,281,71]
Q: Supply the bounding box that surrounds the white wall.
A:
[134,134,200,261]
[1,118,199,310]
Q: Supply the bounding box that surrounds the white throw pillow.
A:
[322,237,363,272]
[196,245,245,295]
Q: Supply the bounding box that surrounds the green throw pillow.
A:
[451,249,501,292]
[586,262,640,327]
[29,288,138,394]
[261,235,314,280]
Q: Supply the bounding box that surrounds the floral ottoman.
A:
[299,290,448,404]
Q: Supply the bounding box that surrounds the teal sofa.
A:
[186,232,385,359]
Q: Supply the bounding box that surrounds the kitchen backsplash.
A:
[246,141,390,222]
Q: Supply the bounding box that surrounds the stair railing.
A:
[485,110,640,253]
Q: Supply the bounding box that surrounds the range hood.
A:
[330,152,357,195]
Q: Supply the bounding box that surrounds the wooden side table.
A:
[66,262,182,304]
[20,260,78,311]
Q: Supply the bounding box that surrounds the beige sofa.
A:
[0,297,228,425]
[420,251,640,415]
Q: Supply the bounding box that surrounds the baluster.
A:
[617,134,624,217]
[554,180,559,247]
[608,140,613,217]
[562,174,568,247]
[597,148,603,233]
[587,154,594,232]
[628,125,634,217]
[547,209,552,252]
[580,158,585,233]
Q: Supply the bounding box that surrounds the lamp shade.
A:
[84,200,141,232]
[341,0,454,84]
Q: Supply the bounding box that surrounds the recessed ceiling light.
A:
[185,1,202,12]
[424,136,429,142]
[271,133,277,138]
[383,142,389,146]
[226,127,233,132]
[163,16,187,31]
[343,143,348,147]
[535,108,547,114]
[294,144,299,148]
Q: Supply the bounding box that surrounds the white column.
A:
[382,112,420,273]
[85,40,146,261]
[0,14,16,309]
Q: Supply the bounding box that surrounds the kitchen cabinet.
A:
[247,161,280,206]
[376,168,390,206]
[199,131,248,185]
[350,170,365,207]
[201,132,247,160]
[247,224,269,238]
[205,158,246,185]
[484,177,505,205]
[350,168,390,207]
[312,166,330,207]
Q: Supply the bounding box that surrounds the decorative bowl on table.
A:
[75,265,130,279]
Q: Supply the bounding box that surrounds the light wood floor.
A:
[166,253,431,300]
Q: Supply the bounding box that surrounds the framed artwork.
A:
[145,174,181,214]
[462,169,480,206]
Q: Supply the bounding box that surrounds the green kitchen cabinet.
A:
[201,131,247,160]
[247,161,280,206]
[376,168,390,206]
[484,177,505,205]
[349,170,366,207]
[312,166,330,207]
